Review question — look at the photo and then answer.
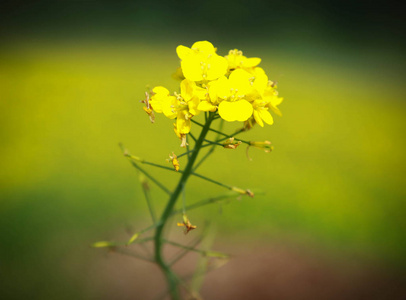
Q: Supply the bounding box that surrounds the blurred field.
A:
[1,39,406,299]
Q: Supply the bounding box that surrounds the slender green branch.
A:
[191,119,250,144]
[190,172,232,190]
[194,119,224,172]
[139,176,156,224]
[128,160,171,195]
[216,128,245,143]
[188,132,197,142]
[203,139,224,146]
[164,239,228,258]
[185,135,191,161]
[115,247,155,262]
[168,235,204,267]
[129,156,235,191]
[171,193,237,215]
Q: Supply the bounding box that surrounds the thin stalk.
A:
[171,193,237,215]
[188,132,197,142]
[140,178,156,224]
[185,135,191,161]
[194,119,224,171]
[129,157,235,191]
[216,128,245,143]
[164,239,228,258]
[191,119,250,144]
[128,160,171,195]
[168,235,204,267]
[154,112,216,300]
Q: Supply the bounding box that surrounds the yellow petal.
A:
[218,100,253,122]
[198,101,217,112]
[229,69,252,95]
[152,86,170,96]
[162,96,177,119]
[188,96,201,116]
[191,41,215,54]
[181,56,203,81]
[180,79,195,101]
[253,110,264,127]
[259,109,274,125]
[176,45,192,60]
[244,57,261,68]
[206,55,228,80]
[177,112,191,134]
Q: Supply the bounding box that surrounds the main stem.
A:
[154,112,215,299]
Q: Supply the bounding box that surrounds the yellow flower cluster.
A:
[144,41,283,141]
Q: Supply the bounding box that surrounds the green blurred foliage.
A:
[1,1,406,298]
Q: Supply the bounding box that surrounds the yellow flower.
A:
[177,41,228,82]
[225,49,261,72]
[248,68,283,127]
[213,69,254,122]
[149,86,176,117]
[149,80,202,134]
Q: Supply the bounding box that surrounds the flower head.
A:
[177,41,228,82]
[142,41,284,146]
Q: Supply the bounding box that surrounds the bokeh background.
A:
[1,1,405,299]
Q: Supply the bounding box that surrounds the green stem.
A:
[191,119,250,144]
[154,112,215,300]
[128,160,171,195]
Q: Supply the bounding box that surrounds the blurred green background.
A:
[1,1,405,299]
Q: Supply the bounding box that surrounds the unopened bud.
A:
[223,137,242,149]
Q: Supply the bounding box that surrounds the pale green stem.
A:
[128,157,235,191]
[193,119,224,172]
[171,193,238,215]
[140,178,156,224]
[164,239,228,257]
[191,119,251,144]
[168,235,204,267]
[128,160,171,195]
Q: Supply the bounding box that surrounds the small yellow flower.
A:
[213,69,254,122]
[225,49,261,71]
[177,41,228,82]
[248,68,283,127]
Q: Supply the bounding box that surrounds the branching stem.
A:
[154,112,216,299]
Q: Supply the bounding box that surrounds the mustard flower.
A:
[225,49,261,72]
[248,68,283,127]
[176,41,228,82]
[212,69,254,122]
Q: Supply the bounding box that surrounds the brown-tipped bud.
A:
[223,137,242,149]
[177,214,197,234]
[141,91,155,123]
[168,152,180,171]
[249,140,273,153]
[231,186,254,198]
[180,134,188,148]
